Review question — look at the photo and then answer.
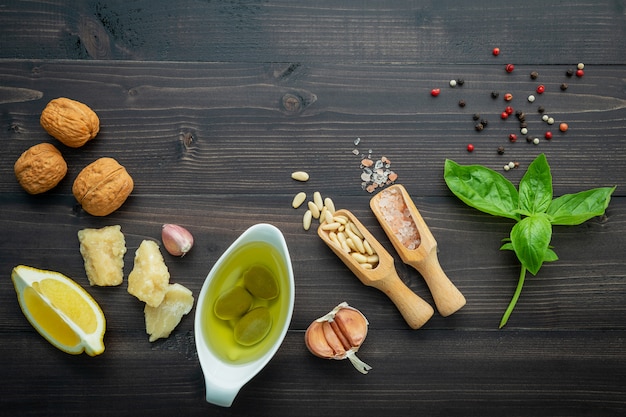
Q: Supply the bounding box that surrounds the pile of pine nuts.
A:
[321,214,380,269]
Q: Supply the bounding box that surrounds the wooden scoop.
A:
[370,184,466,317]
[317,209,434,329]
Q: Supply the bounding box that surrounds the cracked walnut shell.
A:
[40,97,100,148]
[72,157,134,216]
[14,143,68,194]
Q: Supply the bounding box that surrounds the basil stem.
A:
[499,266,527,328]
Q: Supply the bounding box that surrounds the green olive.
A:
[233,307,272,346]
[243,264,279,300]
[213,286,253,321]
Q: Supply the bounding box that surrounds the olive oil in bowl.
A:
[194,224,294,407]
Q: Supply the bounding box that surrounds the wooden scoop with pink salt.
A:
[370,184,466,317]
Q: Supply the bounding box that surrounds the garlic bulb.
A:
[304,302,371,374]
[161,224,194,257]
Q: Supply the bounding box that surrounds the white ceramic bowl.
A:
[194,223,295,407]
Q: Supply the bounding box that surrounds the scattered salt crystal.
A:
[354,137,361,145]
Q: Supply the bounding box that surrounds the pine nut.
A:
[303,210,312,231]
[313,191,324,211]
[292,192,307,209]
[291,171,309,182]
[324,197,336,214]
[307,201,320,219]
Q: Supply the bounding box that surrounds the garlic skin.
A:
[304,302,371,374]
[161,224,194,257]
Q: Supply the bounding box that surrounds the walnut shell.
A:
[14,143,68,194]
[72,157,134,216]
[40,97,100,148]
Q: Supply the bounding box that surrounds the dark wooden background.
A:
[1,1,625,416]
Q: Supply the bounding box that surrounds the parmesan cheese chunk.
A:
[78,225,126,286]
[144,283,194,342]
[127,240,170,307]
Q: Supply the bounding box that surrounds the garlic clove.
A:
[161,224,194,257]
[304,302,371,374]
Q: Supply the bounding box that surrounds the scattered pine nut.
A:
[307,201,320,219]
[324,197,335,214]
[303,210,313,231]
[291,171,310,182]
[313,191,323,211]
[292,192,307,209]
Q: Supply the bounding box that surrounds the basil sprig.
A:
[444,154,615,327]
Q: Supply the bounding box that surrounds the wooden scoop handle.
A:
[411,250,466,317]
[367,273,434,329]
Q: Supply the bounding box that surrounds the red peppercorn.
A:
[467,144,474,152]
[545,131,553,140]
[559,123,569,132]
[505,64,515,73]
[509,133,518,143]
[576,69,584,77]
[500,111,509,119]
[431,88,441,97]
[492,47,500,56]
[505,106,514,115]
[536,85,545,94]
[504,93,513,101]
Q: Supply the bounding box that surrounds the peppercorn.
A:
[527,94,536,103]
[508,133,518,143]
[480,119,489,127]
[501,111,509,120]
[504,93,513,101]
[431,88,441,97]
[576,69,584,77]
[458,99,466,107]
[536,85,545,94]
[521,127,528,135]
[519,122,528,129]
[537,106,545,113]
[526,136,533,143]
[473,113,480,121]
[491,91,500,99]
[457,79,465,86]
[566,69,574,77]
[475,123,484,132]
[492,47,500,56]
[533,137,540,145]
[559,122,569,132]
[545,131,553,140]
[577,63,585,70]
[467,144,474,152]
[505,64,515,73]
[497,146,505,155]
[505,106,514,115]
[530,71,539,79]
[449,79,457,88]
[560,83,568,91]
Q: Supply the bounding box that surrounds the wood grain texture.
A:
[1,1,625,416]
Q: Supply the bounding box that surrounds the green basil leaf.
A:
[510,213,552,275]
[500,242,514,251]
[518,153,552,215]
[547,186,616,225]
[543,248,559,263]
[444,159,520,220]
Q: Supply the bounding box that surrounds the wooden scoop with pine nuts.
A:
[317,209,434,329]
[370,184,466,317]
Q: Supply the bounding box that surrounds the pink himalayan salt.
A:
[376,187,420,250]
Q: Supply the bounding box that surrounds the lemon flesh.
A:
[11,265,106,356]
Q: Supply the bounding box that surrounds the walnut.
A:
[40,97,100,148]
[14,143,68,194]
[72,157,134,216]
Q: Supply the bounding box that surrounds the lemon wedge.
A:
[11,265,106,356]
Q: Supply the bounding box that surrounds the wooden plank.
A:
[1,329,624,416]
[1,1,625,64]
[1,61,625,197]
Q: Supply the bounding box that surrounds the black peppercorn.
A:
[457,79,465,86]
[491,91,500,99]
[530,71,539,80]
[497,146,505,155]
[458,99,466,107]
[537,106,545,114]
[560,83,568,91]
[566,69,574,77]
[519,122,528,129]
[473,113,480,120]
[526,136,533,143]
[480,119,488,127]
[475,123,484,132]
